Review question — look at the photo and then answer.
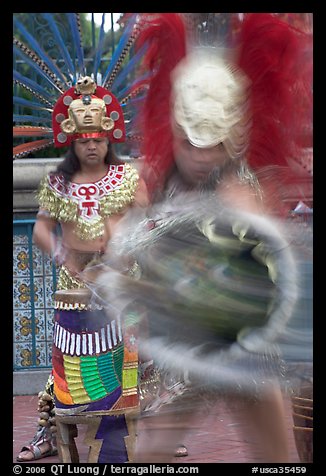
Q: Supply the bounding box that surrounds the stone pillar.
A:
[13,158,62,214]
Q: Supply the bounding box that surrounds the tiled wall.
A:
[13,220,57,370]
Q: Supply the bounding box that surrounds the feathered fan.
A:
[13,13,149,159]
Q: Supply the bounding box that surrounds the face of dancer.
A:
[172,132,230,187]
[74,137,109,168]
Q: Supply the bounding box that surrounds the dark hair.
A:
[54,141,113,183]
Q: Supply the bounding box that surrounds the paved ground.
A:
[13,394,302,464]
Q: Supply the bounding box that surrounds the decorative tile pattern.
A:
[13,223,57,370]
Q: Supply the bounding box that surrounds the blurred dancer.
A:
[96,13,312,463]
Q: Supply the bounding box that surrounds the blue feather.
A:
[41,13,75,80]
[13,17,68,87]
[13,114,52,124]
[13,70,57,104]
[124,95,147,107]
[111,43,148,94]
[101,13,139,89]
[66,13,86,78]
[13,12,151,159]
[92,13,107,81]
[13,96,52,113]
[13,45,65,95]
[115,71,150,102]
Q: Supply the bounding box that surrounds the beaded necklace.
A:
[37,163,139,240]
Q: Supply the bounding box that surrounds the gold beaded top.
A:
[37,163,139,241]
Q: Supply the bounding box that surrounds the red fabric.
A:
[51,342,65,381]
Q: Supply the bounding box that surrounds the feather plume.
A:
[102,13,141,90]
[13,72,55,106]
[111,43,148,97]
[13,139,54,158]
[118,73,150,104]
[13,38,65,94]
[13,126,53,137]
[237,13,312,173]
[130,13,312,212]
[67,13,86,76]
[13,114,52,125]
[236,13,313,214]
[41,13,75,80]
[134,13,187,197]
[92,13,107,81]
[13,96,52,114]
[13,17,68,87]
[13,13,150,159]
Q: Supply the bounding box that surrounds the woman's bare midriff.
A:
[60,214,125,274]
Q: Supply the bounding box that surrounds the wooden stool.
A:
[55,413,137,463]
[291,383,313,463]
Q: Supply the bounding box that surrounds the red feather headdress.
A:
[134,14,187,195]
[238,13,312,170]
[135,13,313,209]
[237,13,313,215]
